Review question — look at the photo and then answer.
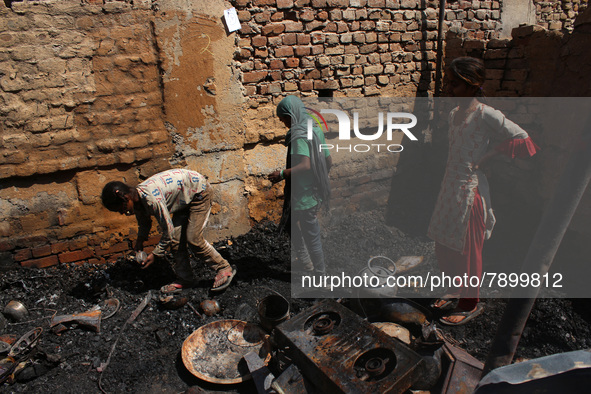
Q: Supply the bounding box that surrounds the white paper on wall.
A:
[224,8,241,33]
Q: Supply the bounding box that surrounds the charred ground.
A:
[1,214,590,393]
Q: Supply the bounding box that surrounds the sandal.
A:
[211,266,237,292]
[430,295,460,311]
[160,282,184,294]
[439,304,484,326]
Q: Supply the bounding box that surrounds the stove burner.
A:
[365,357,387,376]
[354,348,396,382]
[304,311,341,336]
[313,317,335,335]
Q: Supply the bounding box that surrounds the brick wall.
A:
[1,0,588,269]
[234,0,504,102]
[534,0,589,31]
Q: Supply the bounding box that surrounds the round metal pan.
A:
[181,319,268,384]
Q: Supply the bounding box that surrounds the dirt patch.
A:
[1,216,590,392]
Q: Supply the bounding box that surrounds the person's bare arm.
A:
[268,155,310,183]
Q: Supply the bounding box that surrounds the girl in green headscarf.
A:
[269,95,332,274]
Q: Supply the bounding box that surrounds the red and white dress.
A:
[428,103,539,308]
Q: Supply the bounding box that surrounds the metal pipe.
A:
[482,112,591,376]
[434,0,447,97]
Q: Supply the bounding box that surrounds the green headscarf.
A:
[276,95,331,231]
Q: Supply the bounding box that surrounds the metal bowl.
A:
[3,301,29,322]
[181,319,269,384]
[200,299,221,316]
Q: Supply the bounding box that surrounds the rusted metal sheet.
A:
[271,364,310,394]
[274,299,423,393]
[439,340,484,394]
[50,310,102,332]
[475,349,591,394]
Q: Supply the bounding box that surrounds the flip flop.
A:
[430,296,460,311]
[211,266,237,292]
[439,304,484,326]
[160,283,184,294]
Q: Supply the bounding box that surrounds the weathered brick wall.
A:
[234,0,504,101]
[1,0,588,270]
[534,0,588,31]
[234,0,507,228]
[0,0,251,270]
[0,1,175,269]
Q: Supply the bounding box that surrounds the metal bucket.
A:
[257,294,290,331]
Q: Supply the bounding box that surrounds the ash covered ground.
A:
[1,213,591,393]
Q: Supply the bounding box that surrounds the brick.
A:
[243,71,268,83]
[325,46,344,55]
[343,10,356,20]
[311,45,324,55]
[284,81,298,91]
[366,32,378,43]
[330,9,343,20]
[294,46,311,56]
[253,0,276,5]
[283,33,297,45]
[300,58,315,67]
[300,10,315,22]
[268,37,283,47]
[237,11,252,22]
[21,255,59,269]
[270,59,284,69]
[270,70,282,80]
[316,56,330,67]
[311,0,328,7]
[285,21,304,32]
[306,20,325,32]
[359,43,378,54]
[327,0,348,6]
[32,245,52,258]
[59,249,94,264]
[296,34,310,45]
[255,48,269,57]
[285,57,300,67]
[252,36,268,47]
[314,80,339,89]
[271,12,285,21]
[324,22,337,32]
[275,46,294,57]
[262,23,285,35]
[277,0,294,8]
[97,241,129,256]
[484,48,509,60]
[14,248,32,262]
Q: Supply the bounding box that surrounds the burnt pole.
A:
[482,112,591,376]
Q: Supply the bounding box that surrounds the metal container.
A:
[3,301,29,322]
[357,256,398,298]
[200,299,221,316]
[257,294,290,331]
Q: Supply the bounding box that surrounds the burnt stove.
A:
[274,299,423,393]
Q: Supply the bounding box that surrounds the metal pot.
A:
[200,300,221,316]
[357,256,398,298]
[3,301,29,322]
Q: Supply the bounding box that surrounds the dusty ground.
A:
[1,215,590,393]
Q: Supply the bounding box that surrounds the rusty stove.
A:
[274,299,423,393]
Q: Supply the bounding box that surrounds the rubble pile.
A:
[1,218,590,393]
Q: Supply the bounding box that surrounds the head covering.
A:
[277,95,310,145]
[276,95,331,232]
